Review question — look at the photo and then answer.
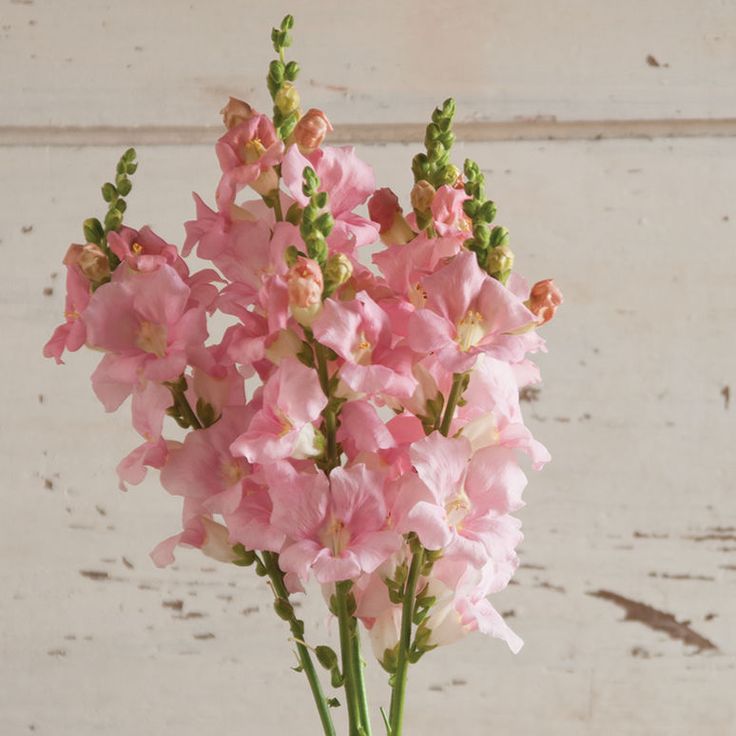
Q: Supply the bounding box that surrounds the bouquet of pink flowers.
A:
[44,15,562,736]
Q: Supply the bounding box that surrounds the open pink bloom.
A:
[336,400,396,460]
[313,292,416,399]
[215,114,284,209]
[407,250,537,372]
[230,358,327,463]
[281,144,379,252]
[269,463,401,584]
[431,185,470,237]
[84,265,207,410]
[400,431,526,567]
[424,558,523,653]
[43,258,91,364]
[457,355,550,470]
[108,226,186,276]
[161,406,257,516]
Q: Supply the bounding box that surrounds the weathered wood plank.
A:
[1,0,735,129]
[2,138,735,734]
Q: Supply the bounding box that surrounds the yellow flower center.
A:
[131,242,144,255]
[221,460,245,487]
[320,516,351,556]
[135,321,168,358]
[445,488,471,528]
[242,138,266,164]
[457,310,485,351]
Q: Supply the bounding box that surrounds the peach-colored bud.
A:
[64,242,110,283]
[527,279,563,325]
[294,108,333,152]
[410,180,436,213]
[220,97,255,129]
[287,257,324,326]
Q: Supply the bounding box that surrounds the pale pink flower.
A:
[215,114,284,209]
[269,463,401,584]
[230,358,327,463]
[220,97,255,129]
[43,259,91,364]
[336,400,396,460]
[407,250,537,372]
[108,226,186,276]
[431,185,470,237]
[312,292,416,399]
[83,265,207,409]
[399,431,526,567]
[287,256,324,325]
[282,144,379,252]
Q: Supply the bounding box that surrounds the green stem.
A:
[263,552,337,736]
[352,623,372,735]
[336,581,362,735]
[388,545,424,735]
[169,381,202,430]
[315,341,339,470]
[439,372,464,436]
[273,192,284,222]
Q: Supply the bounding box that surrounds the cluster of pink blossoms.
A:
[44,16,561,733]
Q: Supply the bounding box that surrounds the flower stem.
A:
[273,192,284,222]
[439,372,465,436]
[335,581,363,735]
[388,544,424,735]
[262,552,337,736]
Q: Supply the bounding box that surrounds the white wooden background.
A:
[2,1,735,734]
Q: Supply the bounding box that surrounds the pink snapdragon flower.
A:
[215,114,284,209]
[43,252,92,364]
[107,226,186,276]
[230,358,327,463]
[367,187,415,246]
[83,264,207,409]
[287,256,324,326]
[430,185,470,237]
[408,250,537,372]
[269,463,402,584]
[282,144,379,251]
[400,431,526,567]
[312,292,416,399]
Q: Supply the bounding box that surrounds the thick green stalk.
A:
[335,581,362,735]
[352,623,372,735]
[263,552,337,736]
[388,546,425,735]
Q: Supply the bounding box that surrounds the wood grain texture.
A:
[2,138,735,734]
[1,0,736,128]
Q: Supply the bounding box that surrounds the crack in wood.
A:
[587,590,718,652]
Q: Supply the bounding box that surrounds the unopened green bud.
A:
[273,597,294,621]
[285,60,300,81]
[101,182,117,202]
[269,59,285,83]
[323,253,353,293]
[315,645,338,670]
[281,14,295,30]
[489,225,510,248]
[285,245,300,267]
[104,209,122,233]
[485,243,514,276]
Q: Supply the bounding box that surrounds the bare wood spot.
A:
[162,599,184,611]
[79,570,109,581]
[47,648,66,657]
[519,386,540,403]
[537,581,566,593]
[193,632,215,640]
[686,533,736,542]
[630,646,650,658]
[42,286,53,296]
[451,678,467,686]
[520,563,546,570]
[174,612,206,620]
[122,556,134,569]
[646,54,669,68]
[43,478,53,490]
[721,385,730,409]
[633,531,669,539]
[429,684,444,692]
[37,393,44,403]
[588,589,718,652]
[704,613,718,621]
[241,605,260,616]
[501,609,516,618]
[21,225,33,233]
[553,416,570,423]
[95,505,106,516]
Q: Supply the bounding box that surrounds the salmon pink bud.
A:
[287,256,324,325]
[64,243,110,283]
[368,188,414,246]
[294,108,333,152]
[410,179,436,213]
[220,97,255,129]
[527,279,563,325]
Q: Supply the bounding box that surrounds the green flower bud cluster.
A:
[300,166,334,266]
[411,98,460,190]
[163,375,214,430]
[267,15,301,139]
[83,147,138,275]
[462,158,513,283]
